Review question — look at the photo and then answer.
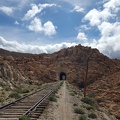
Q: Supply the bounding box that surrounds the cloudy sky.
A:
[0,0,120,58]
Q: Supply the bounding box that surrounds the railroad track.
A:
[0,81,62,120]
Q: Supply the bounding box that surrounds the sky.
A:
[0,0,120,58]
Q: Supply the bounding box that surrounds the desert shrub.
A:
[81,97,94,105]
[57,82,63,90]
[29,81,33,85]
[70,90,77,96]
[88,113,97,119]
[49,95,57,102]
[86,106,95,110]
[1,91,5,95]
[5,87,11,91]
[79,115,87,120]
[35,82,42,86]
[0,98,4,102]
[21,89,29,93]
[37,85,42,89]
[72,90,77,95]
[19,115,30,120]
[13,88,30,94]
[13,88,21,93]
[74,108,85,114]
[60,82,63,86]
[9,92,21,99]
[23,94,28,96]
[73,103,78,106]
[70,92,75,96]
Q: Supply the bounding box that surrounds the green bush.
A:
[86,106,95,110]
[72,90,77,95]
[21,89,29,93]
[0,98,4,102]
[14,88,29,94]
[74,108,85,114]
[1,91,5,95]
[19,115,30,120]
[9,92,21,99]
[37,85,42,89]
[79,115,87,120]
[81,97,94,105]
[49,95,57,102]
[60,82,63,86]
[88,113,97,119]
[69,90,77,96]
[70,92,75,96]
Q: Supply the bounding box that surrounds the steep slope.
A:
[87,71,120,119]
[0,59,28,89]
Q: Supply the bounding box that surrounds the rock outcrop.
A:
[87,71,120,119]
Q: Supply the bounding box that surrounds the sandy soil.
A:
[38,81,77,120]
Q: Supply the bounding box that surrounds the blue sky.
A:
[0,0,120,58]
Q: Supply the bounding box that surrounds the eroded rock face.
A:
[0,44,120,118]
[0,60,27,90]
[87,71,120,119]
[0,45,120,87]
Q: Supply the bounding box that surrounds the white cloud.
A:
[23,4,40,20]
[28,17,43,32]
[43,21,57,36]
[0,36,77,54]
[82,21,120,58]
[77,32,87,41]
[104,0,120,13]
[14,21,19,25]
[84,26,120,58]
[28,17,56,36]
[81,0,120,58]
[98,22,119,38]
[84,0,120,27]
[84,9,108,26]
[84,9,101,26]
[23,3,57,20]
[72,5,84,12]
[80,25,90,31]
[0,6,13,15]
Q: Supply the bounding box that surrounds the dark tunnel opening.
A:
[59,72,66,80]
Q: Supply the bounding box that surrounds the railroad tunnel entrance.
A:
[59,72,66,80]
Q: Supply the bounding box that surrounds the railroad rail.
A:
[0,81,62,120]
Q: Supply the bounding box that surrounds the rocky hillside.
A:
[87,71,120,119]
[0,44,120,118]
[1,45,119,85]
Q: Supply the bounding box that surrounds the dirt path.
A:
[53,81,75,120]
[38,81,77,120]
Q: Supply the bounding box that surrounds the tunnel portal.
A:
[59,72,66,80]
